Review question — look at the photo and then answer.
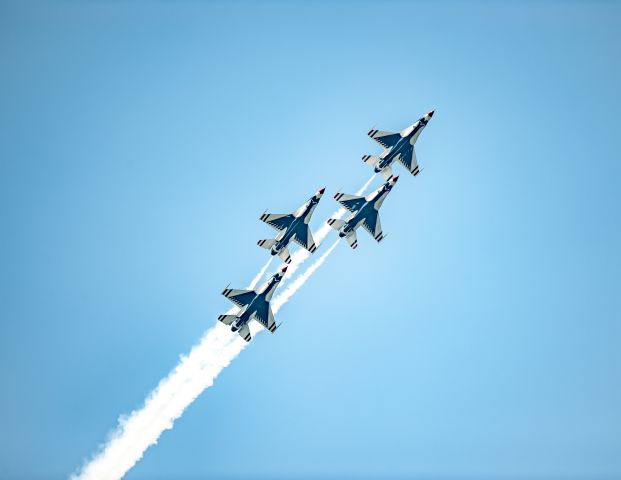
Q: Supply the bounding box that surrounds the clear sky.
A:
[1,1,620,479]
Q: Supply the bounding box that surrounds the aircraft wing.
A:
[253,302,277,333]
[222,288,256,309]
[368,129,401,149]
[396,145,420,176]
[334,192,366,213]
[361,211,385,242]
[260,213,295,232]
[292,226,317,253]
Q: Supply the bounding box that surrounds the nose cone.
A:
[280,265,288,273]
[391,175,399,184]
[427,110,435,118]
[318,187,325,195]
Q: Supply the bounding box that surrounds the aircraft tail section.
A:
[380,166,393,180]
[218,314,236,326]
[237,323,252,342]
[327,218,345,231]
[362,154,379,167]
[257,238,276,250]
[345,231,358,249]
[277,246,291,264]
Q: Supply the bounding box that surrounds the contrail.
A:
[71,241,336,479]
[278,174,375,287]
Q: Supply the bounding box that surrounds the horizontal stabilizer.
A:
[362,154,379,167]
[278,246,291,264]
[218,314,236,326]
[237,323,251,342]
[257,238,276,249]
[380,166,393,180]
[327,218,345,230]
[345,232,358,249]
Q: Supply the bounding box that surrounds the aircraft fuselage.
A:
[376,119,427,172]
[230,277,279,331]
[270,197,319,255]
[338,184,393,237]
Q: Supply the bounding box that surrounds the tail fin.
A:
[362,154,379,167]
[277,246,291,264]
[327,218,345,230]
[257,238,276,249]
[218,314,236,326]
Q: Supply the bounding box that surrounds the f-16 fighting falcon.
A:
[257,188,325,263]
[218,265,288,342]
[363,110,434,180]
[327,175,399,249]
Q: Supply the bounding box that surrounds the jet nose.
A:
[391,175,399,183]
[427,110,435,118]
[318,187,325,195]
[280,265,288,273]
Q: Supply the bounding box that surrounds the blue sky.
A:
[1,1,620,479]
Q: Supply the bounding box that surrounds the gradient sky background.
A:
[1,1,620,479]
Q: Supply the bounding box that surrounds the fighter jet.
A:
[257,188,325,263]
[362,110,434,180]
[327,175,398,249]
[218,265,287,342]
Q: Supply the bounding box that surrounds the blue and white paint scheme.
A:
[257,188,325,263]
[363,110,434,180]
[218,265,288,342]
[327,176,399,249]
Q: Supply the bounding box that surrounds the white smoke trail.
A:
[71,260,275,480]
[72,240,337,480]
[278,174,376,287]
[248,256,273,289]
[71,323,245,480]
[272,239,339,314]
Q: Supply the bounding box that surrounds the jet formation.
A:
[219,112,434,340]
